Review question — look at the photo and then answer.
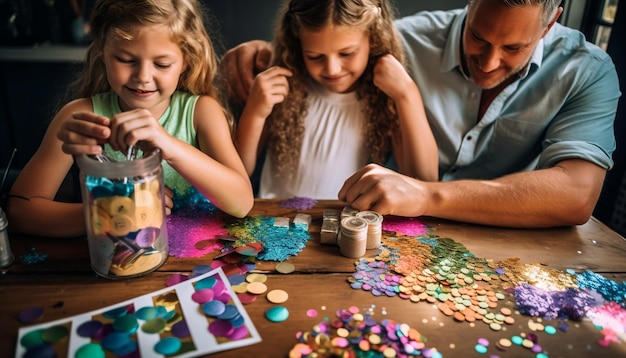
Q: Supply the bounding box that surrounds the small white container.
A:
[356,211,383,249]
[338,216,368,258]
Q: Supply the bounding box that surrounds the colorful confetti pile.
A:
[167,196,312,261]
[348,221,626,352]
[289,305,441,358]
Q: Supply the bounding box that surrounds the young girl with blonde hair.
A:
[7,0,253,237]
[236,0,437,199]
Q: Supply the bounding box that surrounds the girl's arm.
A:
[161,96,254,218]
[7,99,94,237]
[235,66,292,175]
[373,54,438,181]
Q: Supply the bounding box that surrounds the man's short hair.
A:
[468,0,562,27]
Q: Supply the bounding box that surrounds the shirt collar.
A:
[441,7,544,80]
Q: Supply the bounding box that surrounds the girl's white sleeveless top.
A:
[260,84,368,199]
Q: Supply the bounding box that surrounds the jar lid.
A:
[75,149,162,178]
[341,216,368,233]
[356,211,383,225]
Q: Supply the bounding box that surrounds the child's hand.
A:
[58,112,111,155]
[372,54,417,101]
[108,108,171,156]
[247,66,292,120]
[164,185,174,215]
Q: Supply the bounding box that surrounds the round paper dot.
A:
[237,292,258,304]
[276,262,295,274]
[228,273,246,285]
[23,343,56,358]
[171,320,191,338]
[103,306,129,319]
[154,337,181,355]
[209,319,234,337]
[191,289,215,304]
[20,330,44,349]
[195,276,217,289]
[266,306,289,322]
[113,315,138,334]
[306,309,318,318]
[267,289,289,304]
[142,317,167,334]
[41,325,69,344]
[75,343,105,358]
[246,273,267,283]
[544,325,557,335]
[202,300,226,317]
[19,307,44,323]
[228,325,250,340]
[166,274,189,287]
[77,320,104,338]
[101,332,130,351]
[247,281,268,295]
[217,304,240,320]
[192,265,213,276]
[135,307,160,321]
[474,344,488,354]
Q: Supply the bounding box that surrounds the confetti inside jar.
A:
[75,149,169,279]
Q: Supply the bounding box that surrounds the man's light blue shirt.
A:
[394,8,620,181]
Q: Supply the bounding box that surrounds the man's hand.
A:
[338,164,428,217]
[220,40,272,104]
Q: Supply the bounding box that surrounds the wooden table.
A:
[2,199,626,357]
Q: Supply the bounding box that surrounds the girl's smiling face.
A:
[103,24,185,116]
[299,24,370,93]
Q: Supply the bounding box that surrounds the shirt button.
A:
[466,136,473,141]
[470,92,477,99]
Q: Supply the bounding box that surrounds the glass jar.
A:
[75,149,168,279]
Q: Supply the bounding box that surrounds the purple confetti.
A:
[18,306,44,323]
[278,197,317,210]
[513,283,593,320]
[171,320,191,338]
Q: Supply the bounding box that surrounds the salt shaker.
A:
[0,206,14,268]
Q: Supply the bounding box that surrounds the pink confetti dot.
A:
[306,309,318,318]
[166,274,188,287]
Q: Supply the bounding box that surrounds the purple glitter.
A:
[278,197,317,210]
[513,283,593,320]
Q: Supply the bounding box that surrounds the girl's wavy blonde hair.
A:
[269,0,404,177]
[68,0,233,131]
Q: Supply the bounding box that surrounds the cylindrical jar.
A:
[0,207,14,268]
[356,211,383,249]
[75,149,168,279]
[338,216,368,258]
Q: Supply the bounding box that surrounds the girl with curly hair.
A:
[236,0,437,199]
